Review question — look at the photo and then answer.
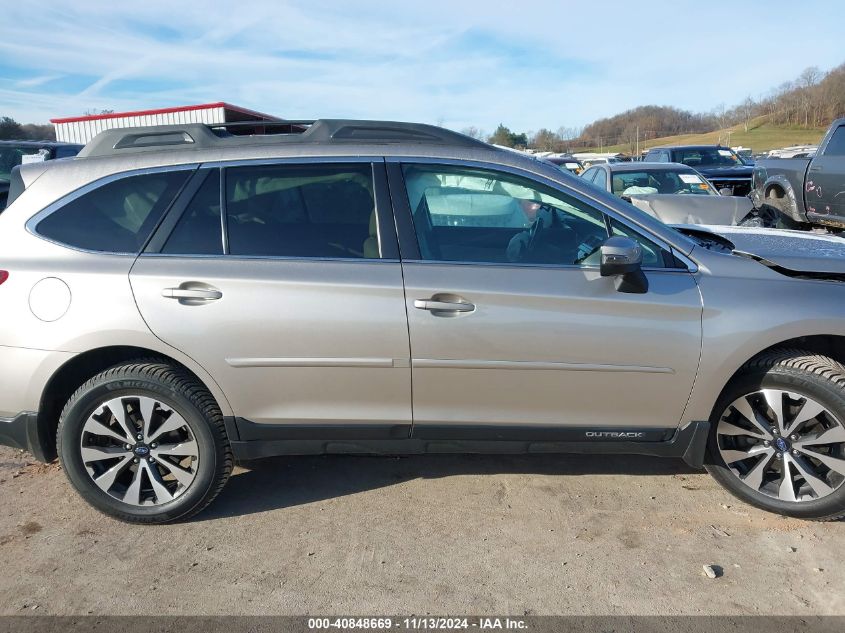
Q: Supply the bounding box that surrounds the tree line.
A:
[0,116,55,141]
[463,62,845,153]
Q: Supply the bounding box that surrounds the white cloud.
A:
[0,0,842,130]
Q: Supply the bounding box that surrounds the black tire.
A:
[57,359,233,524]
[705,348,845,521]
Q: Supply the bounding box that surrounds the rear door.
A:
[389,159,703,439]
[130,159,412,439]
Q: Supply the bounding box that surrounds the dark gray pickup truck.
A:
[751,118,845,230]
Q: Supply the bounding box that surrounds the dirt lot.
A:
[0,445,843,616]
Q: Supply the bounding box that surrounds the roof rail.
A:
[78,119,491,158]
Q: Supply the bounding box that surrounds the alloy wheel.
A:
[79,395,200,506]
[717,388,845,502]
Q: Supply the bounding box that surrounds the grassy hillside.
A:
[585,116,827,155]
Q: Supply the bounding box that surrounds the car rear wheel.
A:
[57,359,233,523]
[706,349,845,520]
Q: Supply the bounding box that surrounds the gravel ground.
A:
[0,445,843,615]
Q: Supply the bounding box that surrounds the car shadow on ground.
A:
[197,453,699,521]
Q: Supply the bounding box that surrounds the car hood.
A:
[628,194,754,225]
[678,224,845,276]
[695,165,754,179]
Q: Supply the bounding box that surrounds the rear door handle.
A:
[414,298,475,313]
[162,287,222,301]
[809,165,823,172]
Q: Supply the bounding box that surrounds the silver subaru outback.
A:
[1,119,845,524]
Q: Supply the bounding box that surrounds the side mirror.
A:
[600,236,648,293]
[719,187,734,196]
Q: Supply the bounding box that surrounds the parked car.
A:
[2,119,845,523]
[0,140,84,209]
[581,162,767,226]
[751,118,845,230]
[767,145,818,159]
[644,145,754,197]
[541,155,584,175]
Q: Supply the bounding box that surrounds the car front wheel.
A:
[706,348,845,520]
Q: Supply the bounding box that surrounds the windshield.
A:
[0,146,46,182]
[610,169,717,196]
[674,147,744,168]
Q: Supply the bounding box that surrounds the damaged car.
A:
[582,162,770,226]
[752,117,845,231]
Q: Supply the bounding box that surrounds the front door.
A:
[807,123,845,223]
[391,161,703,438]
[130,161,411,438]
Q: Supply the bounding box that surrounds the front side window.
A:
[37,170,189,253]
[403,164,618,266]
[225,163,378,259]
[608,218,667,268]
[592,168,607,190]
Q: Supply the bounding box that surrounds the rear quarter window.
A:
[36,170,190,253]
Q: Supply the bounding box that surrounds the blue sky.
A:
[1,0,843,134]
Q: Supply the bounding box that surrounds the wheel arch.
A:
[765,182,786,198]
[761,174,804,223]
[35,345,235,462]
[710,335,845,420]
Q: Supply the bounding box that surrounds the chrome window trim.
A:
[400,259,689,274]
[137,253,399,264]
[387,156,698,273]
[218,168,228,255]
[25,164,200,256]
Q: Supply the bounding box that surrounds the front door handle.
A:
[809,165,823,172]
[162,287,222,301]
[414,297,475,313]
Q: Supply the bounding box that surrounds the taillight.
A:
[0,270,8,285]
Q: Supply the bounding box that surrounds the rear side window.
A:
[225,163,378,259]
[593,168,607,190]
[37,171,189,253]
[823,126,845,157]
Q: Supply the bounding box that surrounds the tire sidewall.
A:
[706,364,845,520]
[59,373,219,522]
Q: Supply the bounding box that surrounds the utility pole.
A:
[636,125,639,158]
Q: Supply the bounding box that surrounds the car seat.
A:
[363,210,379,258]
